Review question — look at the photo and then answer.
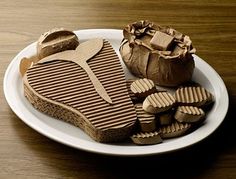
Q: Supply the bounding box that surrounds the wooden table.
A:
[1,0,235,178]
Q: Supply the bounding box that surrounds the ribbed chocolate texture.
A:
[158,122,191,138]
[132,131,160,138]
[135,104,156,132]
[130,78,156,98]
[178,106,204,115]
[174,86,213,106]
[174,106,205,123]
[24,40,137,142]
[143,92,176,114]
[126,79,139,102]
[131,131,162,145]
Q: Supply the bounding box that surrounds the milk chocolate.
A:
[143,92,176,114]
[158,122,191,138]
[19,57,34,77]
[130,78,157,98]
[24,39,137,143]
[174,86,213,107]
[37,28,79,59]
[131,131,163,145]
[19,55,41,77]
[120,20,196,87]
[174,106,205,123]
[150,31,174,51]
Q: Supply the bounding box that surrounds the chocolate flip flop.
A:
[23,39,137,142]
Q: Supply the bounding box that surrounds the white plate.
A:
[3,29,229,156]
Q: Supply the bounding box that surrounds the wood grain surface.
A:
[1,0,235,178]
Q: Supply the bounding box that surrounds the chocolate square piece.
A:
[150,31,174,50]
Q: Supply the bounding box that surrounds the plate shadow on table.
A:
[10,95,235,179]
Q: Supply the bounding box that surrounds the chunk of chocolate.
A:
[174,106,205,123]
[150,31,174,51]
[131,131,163,145]
[174,86,213,107]
[130,78,157,98]
[37,28,79,59]
[143,92,176,114]
[158,122,191,139]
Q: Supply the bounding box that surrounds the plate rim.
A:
[3,29,229,156]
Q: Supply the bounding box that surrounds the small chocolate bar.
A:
[150,31,174,50]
